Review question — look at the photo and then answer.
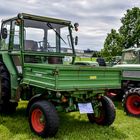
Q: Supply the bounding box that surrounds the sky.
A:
[0,0,140,51]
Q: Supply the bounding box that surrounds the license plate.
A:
[78,103,94,114]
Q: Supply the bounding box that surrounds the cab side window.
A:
[12,20,20,50]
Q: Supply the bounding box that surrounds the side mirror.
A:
[75,36,78,45]
[74,23,79,31]
[1,28,8,39]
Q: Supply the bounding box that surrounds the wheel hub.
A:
[39,115,45,123]
[133,101,140,107]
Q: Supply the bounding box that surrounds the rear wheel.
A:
[29,100,59,138]
[0,61,17,113]
[87,96,116,126]
[122,88,140,117]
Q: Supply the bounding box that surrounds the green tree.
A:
[101,29,123,61]
[119,7,140,48]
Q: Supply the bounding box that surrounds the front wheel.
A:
[29,100,59,138]
[122,88,140,117]
[87,96,116,126]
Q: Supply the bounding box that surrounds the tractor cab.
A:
[121,48,140,64]
[0,13,78,74]
[114,47,140,68]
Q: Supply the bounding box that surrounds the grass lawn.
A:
[0,101,140,140]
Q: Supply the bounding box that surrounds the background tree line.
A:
[101,7,140,61]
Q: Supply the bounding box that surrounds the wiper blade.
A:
[47,22,67,45]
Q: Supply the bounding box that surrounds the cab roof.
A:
[2,13,71,26]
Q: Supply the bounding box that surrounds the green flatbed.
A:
[23,64,121,91]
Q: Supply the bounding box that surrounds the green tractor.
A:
[0,13,121,138]
[113,47,140,117]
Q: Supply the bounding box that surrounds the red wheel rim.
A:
[94,108,104,123]
[31,108,45,133]
[89,106,104,123]
[126,95,140,115]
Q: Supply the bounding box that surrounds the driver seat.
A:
[25,40,38,51]
[48,57,63,64]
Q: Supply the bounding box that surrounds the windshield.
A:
[121,50,139,64]
[24,19,73,53]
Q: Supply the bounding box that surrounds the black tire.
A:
[122,88,140,117]
[29,100,59,138]
[87,96,116,126]
[0,61,17,113]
